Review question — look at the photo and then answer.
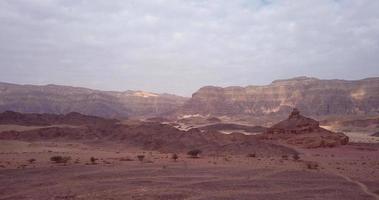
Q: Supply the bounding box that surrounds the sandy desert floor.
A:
[0,140,378,200]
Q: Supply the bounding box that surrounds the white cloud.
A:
[0,0,378,96]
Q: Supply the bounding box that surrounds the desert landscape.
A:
[0,103,378,199]
[1,1,379,199]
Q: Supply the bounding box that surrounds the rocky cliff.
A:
[0,82,187,118]
[180,77,379,117]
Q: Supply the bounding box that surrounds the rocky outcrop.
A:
[0,112,297,156]
[260,108,349,148]
[0,111,118,126]
[0,82,188,118]
[180,77,379,117]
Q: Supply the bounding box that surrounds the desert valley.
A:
[0,77,378,200]
[1,1,379,199]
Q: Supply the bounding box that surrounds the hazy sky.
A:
[0,0,379,96]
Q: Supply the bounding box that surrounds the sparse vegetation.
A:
[28,158,36,163]
[50,156,71,164]
[172,153,178,161]
[137,155,145,162]
[247,153,256,158]
[90,157,98,164]
[187,149,202,158]
[305,161,319,170]
[292,154,300,161]
[282,155,289,160]
[120,157,134,161]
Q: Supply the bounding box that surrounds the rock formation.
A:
[0,111,297,156]
[180,77,379,117]
[2,77,379,119]
[260,108,349,148]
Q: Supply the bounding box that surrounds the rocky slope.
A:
[180,77,379,117]
[0,111,118,126]
[259,109,349,148]
[0,82,187,118]
[0,112,297,156]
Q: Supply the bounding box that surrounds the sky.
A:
[0,0,379,96]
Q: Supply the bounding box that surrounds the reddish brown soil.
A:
[0,140,378,200]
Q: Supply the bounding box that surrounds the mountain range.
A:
[1,76,379,118]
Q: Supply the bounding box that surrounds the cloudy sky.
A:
[0,0,379,96]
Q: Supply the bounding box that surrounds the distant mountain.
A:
[179,77,379,117]
[2,77,379,119]
[0,82,188,118]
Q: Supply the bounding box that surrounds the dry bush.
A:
[187,149,202,158]
[137,155,145,162]
[28,158,36,163]
[282,155,289,160]
[90,157,98,164]
[172,153,179,161]
[305,161,319,170]
[50,156,71,164]
[247,153,256,158]
[120,157,134,161]
[292,154,300,161]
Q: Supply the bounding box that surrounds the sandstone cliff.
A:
[180,77,379,117]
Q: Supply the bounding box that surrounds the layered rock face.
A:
[261,109,349,148]
[0,82,187,118]
[180,77,379,117]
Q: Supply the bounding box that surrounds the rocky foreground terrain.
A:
[0,110,378,199]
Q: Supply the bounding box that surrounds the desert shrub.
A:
[137,155,145,162]
[172,153,179,161]
[305,161,319,170]
[187,149,202,158]
[247,153,256,158]
[120,157,133,161]
[90,157,98,164]
[282,155,289,160]
[50,156,71,164]
[292,154,300,161]
[28,158,36,163]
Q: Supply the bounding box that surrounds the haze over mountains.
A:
[0,82,187,118]
[1,76,379,118]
